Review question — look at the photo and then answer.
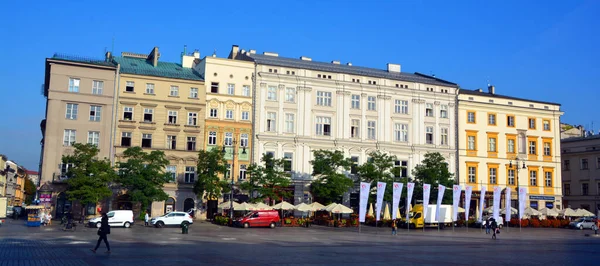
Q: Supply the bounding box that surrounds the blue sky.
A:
[1,0,598,170]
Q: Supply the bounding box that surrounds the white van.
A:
[88,210,134,228]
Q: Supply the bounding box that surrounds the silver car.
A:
[569,217,598,230]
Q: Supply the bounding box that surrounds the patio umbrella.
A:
[367,203,374,217]
[575,208,595,217]
[383,203,391,220]
[218,201,240,210]
[539,207,559,217]
[483,206,494,213]
[295,203,313,212]
[329,204,353,214]
[234,202,256,211]
[272,201,295,210]
[500,207,518,215]
[560,208,577,217]
[309,202,326,211]
[324,203,338,212]
[254,202,273,210]
[524,207,541,216]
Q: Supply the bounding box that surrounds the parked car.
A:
[235,210,280,228]
[569,217,598,230]
[151,212,193,228]
[88,210,134,228]
[6,206,13,218]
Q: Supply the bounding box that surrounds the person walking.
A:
[391,219,397,236]
[491,219,498,240]
[144,211,150,227]
[90,212,110,254]
[484,219,490,234]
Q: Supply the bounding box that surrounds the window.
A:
[582,183,589,196]
[267,86,277,100]
[89,106,101,121]
[508,139,515,153]
[467,112,475,123]
[166,166,176,182]
[528,118,536,129]
[169,86,179,97]
[239,165,247,180]
[316,91,332,106]
[266,112,276,132]
[242,85,251,97]
[351,157,359,175]
[121,132,132,147]
[508,169,515,185]
[123,106,133,120]
[60,163,73,178]
[489,168,497,184]
[125,81,134,92]
[468,136,476,150]
[87,131,99,146]
[241,111,249,120]
[143,108,153,122]
[488,114,496,125]
[367,121,376,140]
[507,115,515,127]
[208,132,216,145]
[189,87,198,98]
[142,134,152,148]
[564,183,571,196]
[543,120,550,131]
[441,128,448,145]
[68,78,80,92]
[440,105,448,118]
[209,108,218,118]
[187,137,196,151]
[529,170,537,186]
[393,100,408,114]
[225,110,233,119]
[351,119,360,138]
[367,96,376,111]
[210,82,219,93]
[66,103,78,120]
[564,160,570,171]
[581,159,589,170]
[224,132,233,146]
[146,83,155,94]
[283,153,293,172]
[240,133,248,147]
[187,112,197,125]
[168,111,178,124]
[167,135,177,150]
[316,116,332,136]
[425,103,434,117]
[63,129,76,146]
[396,160,408,178]
[395,123,408,142]
[529,141,536,155]
[426,126,434,144]
[92,80,103,95]
[184,167,195,183]
[543,142,551,156]
[351,95,360,109]
[544,171,552,187]
[468,167,476,183]
[488,137,497,152]
[285,88,295,102]
[285,113,295,133]
[227,84,235,95]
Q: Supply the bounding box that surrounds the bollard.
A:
[181,223,189,234]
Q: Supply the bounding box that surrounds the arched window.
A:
[164,198,175,214]
[184,198,195,213]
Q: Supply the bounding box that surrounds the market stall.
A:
[25,205,44,227]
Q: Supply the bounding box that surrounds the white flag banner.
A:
[452,185,462,221]
[505,187,512,223]
[478,186,487,222]
[392,182,403,220]
[375,182,386,221]
[436,185,446,221]
[423,183,431,221]
[406,182,415,221]
[492,186,501,222]
[465,186,473,221]
[359,182,370,222]
[518,187,527,220]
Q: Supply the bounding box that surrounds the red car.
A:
[236,210,280,228]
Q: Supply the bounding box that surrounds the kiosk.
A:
[25,205,44,227]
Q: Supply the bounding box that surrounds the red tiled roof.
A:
[25,170,38,175]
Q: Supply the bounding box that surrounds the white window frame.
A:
[441,128,448,145]
[488,114,496,125]
[468,167,476,183]
[87,131,99,146]
[285,113,295,133]
[241,111,249,121]
[168,110,178,124]
[189,87,198,98]
[224,132,233,146]
[508,139,515,153]
[184,166,195,183]
[351,119,360,138]
[209,108,218,118]
[208,132,217,145]
[440,104,448,118]
[167,135,177,149]
[316,91,332,106]
[66,103,78,120]
[267,86,277,101]
[426,126,434,144]
[489,168,497,184]
[239,165,247,180]
[425,103,434,117]
[143,108,153,122]
[142,133,152,148]
[367,96,376,111]
[545,171,552,187]
[488,137,497,152]
[146,83,155,94]
[68,78,80,92]
[285,88,295,103]
[170,86,179,96]
[266,112,276,132]
[123,106,133,120]
[468,112,475,123]
[187,112,197,126]
[166,165,177,182]
[508,169,515,185]
[121,132,132,147]
[92,80,104,95]
[367,120,376,140]
[394,123,408,142]
[316,116,332,136]
[468,136,475,150]
[227,84,235,95]
[90,106,102,121]
[240,133,248,147]
[225,110,234,119]
[187,136,197,151]
[543,142,551,156]
[242,85,251,97]
[63,129,76,146]
[530,170,537,186]
[351,95,360,109]
[125,81,135,92]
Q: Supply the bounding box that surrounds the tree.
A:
[24,178,36,205]
[62,143,116,216]
[411,152,454,204]
[194,148,229,201]
[240,153,291,203]
[356,151,399,202]
[309,150,353,204]
[116,147,171,212]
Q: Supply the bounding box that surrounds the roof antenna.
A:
[212,49,217,57]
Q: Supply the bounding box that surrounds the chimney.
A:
[488,85,495,94]
[229,45,240,59]
[387,63,401,73]
[193,50,200,59]
[347,62,352,66]
[263,52,278,57]
[105,51,112,62]
[249,49,256,54]
[148,47,159,67]
[300,56,312,61]
[331,60,340,65]
[476,88,483,92]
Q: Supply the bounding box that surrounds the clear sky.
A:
[1,0,598,170]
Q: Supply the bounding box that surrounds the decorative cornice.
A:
[119,101,137,105]
[278,84,285,89]
[163,128,181,132]
[138,126,156,130]
[412,99,426,104]
[140,103,158,107]
[118,124,136,129]
[448,103,455,107]
[361,93,368,97]
[260,82,267,88]
[434,101,440,106]
[297,86,312,92]
[336,90,351,96]
[377,95,391,100]
[183,129,201,134]
[165,105,181,109]
[184,107,202,111]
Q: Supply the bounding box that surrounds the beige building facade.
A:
[458,86,563,218]
[561,135,600,216]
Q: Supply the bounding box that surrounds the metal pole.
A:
[230,140,236,222]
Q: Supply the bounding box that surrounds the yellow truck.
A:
[404,204,455,229]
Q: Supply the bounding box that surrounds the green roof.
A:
[113,57,204,81]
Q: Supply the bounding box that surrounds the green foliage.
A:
[194,148,229,200]
[240,153,291,203]
[411,152,455,204]
[356,151,399,202]
[24,178,36,204]
[310,150,353,204]
[62,143,116,211]
[116,147,171,211]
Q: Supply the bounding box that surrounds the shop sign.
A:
[39,192,52,203]
[529,195,555,201]
[545,202,554,208]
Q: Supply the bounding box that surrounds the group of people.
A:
[484,218,500,239]
[39,210,52,226]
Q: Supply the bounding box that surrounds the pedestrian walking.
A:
[46,213,52,225]
[391,219,397,235]
[90,212,110,254]
[491,219,498,240]
[144,211,150,227]
[485,219,490,234]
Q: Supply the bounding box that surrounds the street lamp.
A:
[509,157,526,218]
[222,138,247,222]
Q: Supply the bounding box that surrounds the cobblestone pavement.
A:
[0,219,599,265]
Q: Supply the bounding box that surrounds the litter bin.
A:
[181,223,189,234]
